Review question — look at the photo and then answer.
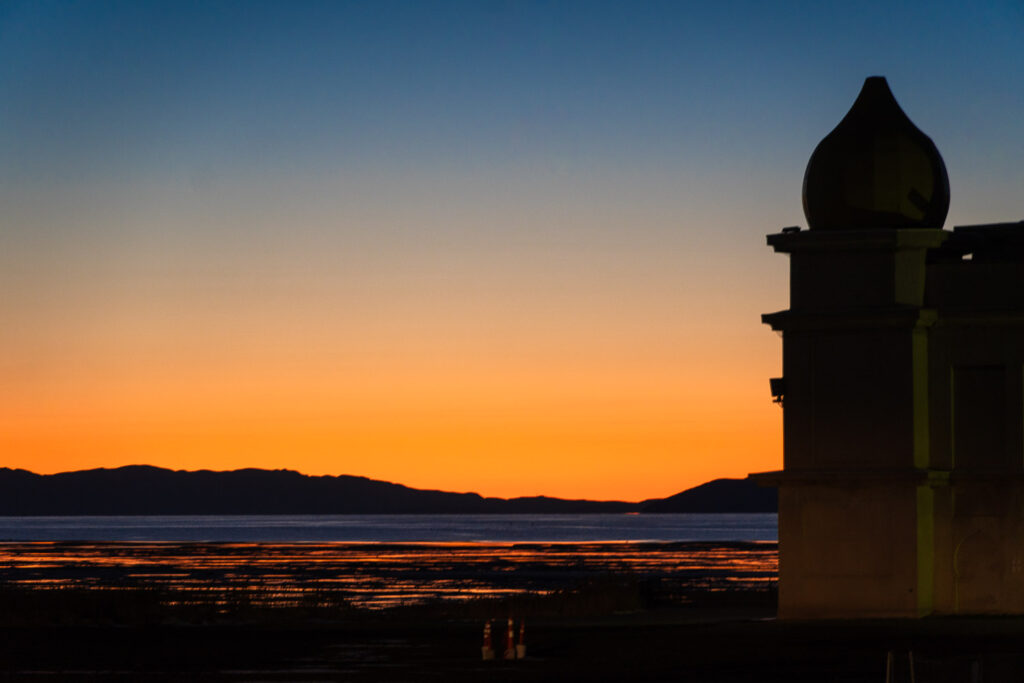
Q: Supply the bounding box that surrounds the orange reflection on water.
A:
[0,541,776,609]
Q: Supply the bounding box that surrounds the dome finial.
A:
[802,77,950,231]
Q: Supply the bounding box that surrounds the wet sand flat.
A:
[0,540,776,608]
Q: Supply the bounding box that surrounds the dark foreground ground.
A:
[0,543,1018,681]
[3,591,1024,682]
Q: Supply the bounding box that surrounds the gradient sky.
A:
[2,1,1022,500]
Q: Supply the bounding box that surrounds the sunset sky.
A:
[2,1,1023,500]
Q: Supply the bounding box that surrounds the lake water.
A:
[0,513,777,543]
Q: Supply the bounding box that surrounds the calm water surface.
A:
[0,513,776,542]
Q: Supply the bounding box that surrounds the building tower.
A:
[757,76,1024,618]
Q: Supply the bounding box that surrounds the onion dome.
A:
[803,77,949,231]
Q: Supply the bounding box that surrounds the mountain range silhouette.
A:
[0,466,776,515]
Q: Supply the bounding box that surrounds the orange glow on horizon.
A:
[0,336,781,500]
[1,201,786,501]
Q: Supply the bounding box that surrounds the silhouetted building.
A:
[757,76,1024,618]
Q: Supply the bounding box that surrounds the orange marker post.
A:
[481,620,495,660]
[516,619,526,659]
[504,617,517,660]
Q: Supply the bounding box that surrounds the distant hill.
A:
[0,466,632,515]
[639,478,777,513]
[0,467,776,515]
